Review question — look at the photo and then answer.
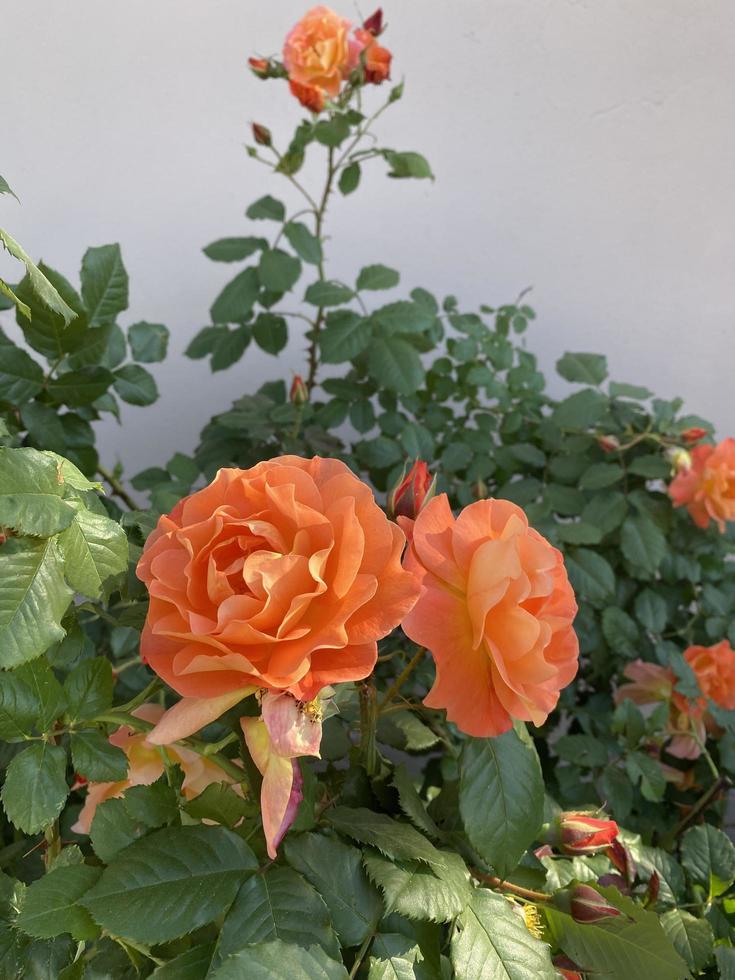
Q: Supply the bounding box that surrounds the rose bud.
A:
[556,811,619,855]
[553,957,584,980]
[248,56,270,78]
[681,426,707,444]
[607,838,634,882]
[666,446,692,473]
[569,884,623,924]
[290,374,309,405]
[362,8,385,36]
[252,123,272,147]
[597,872,630,895]
[644,870,660,907]
[597,434,620,454]
[388,460,436,521]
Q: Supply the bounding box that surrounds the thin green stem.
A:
[348,930,375,979]
[114,678,162,715]
[378,648,425,711]
[306,144,337,392]
[97,465,138,510]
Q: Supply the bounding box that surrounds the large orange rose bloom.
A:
[685,640,735,710]
[401,495,579,737]
[283,6,354,100]
[72,705,240,834]
[137,456,419,703]
[669,438,735,531]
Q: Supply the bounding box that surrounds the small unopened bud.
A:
[570,884,623,924]
[667,446,692,473]
[252,123,272,146]
[681,426,707,444]
[644,870,660,907]
[290,374,308,405]
[553,811,619,855]
[388,460,435,521]
[363,8,385,35]
[553,958,583,980]
[473,479,488,500]
[607,838,633,881]
[248,57,270,78]
[598,434,620,454]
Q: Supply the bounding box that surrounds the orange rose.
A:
[283,6,353,100]
[400,495,578,737]
[685,640,735,710]
[353,27,392,85]
[137,456,419,713]
[72,705,240,834]
[288,79,326,113]
[669,437,735,531]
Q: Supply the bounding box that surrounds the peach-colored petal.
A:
[148,687,256,745]
[241,716,298,859]
[669,438,735,532]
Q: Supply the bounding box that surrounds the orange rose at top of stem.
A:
[136,456,419,714]
[668,437,735,532]
[283,6,355,101]
[400,494,579,737]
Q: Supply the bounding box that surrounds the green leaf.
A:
[210,325,252,371]
[0,337,44,404]
[581,491,628,535]
[284,222,322,265]
[128,321,169,363]
[0,446,78,537]
[203,237,268,262]
[182,782,250,828]
[681,824,735,898]
[628,455,670,479]
[304,280,354,307]
[372,302,434,335]
[64,658,114,721]
[565,548,615,604]
[284,832,382,947]
[16,865,101,941]
[314,115,350,147]
[363,849,468,923]
[246,195,286,221]
[215,867,339,964]
[367,933,421,980]
[0,668,40,740]
[554,521,603,545]
[151,943,216,979]
[80,244,128,326]
[57,508,128,599]
[602,607,639,655]
[389,712,439,752]
[716,947,735,979]
[0,537,72,668]
[620,515,667,578]
[339,162,361,195]
[392,766,441,840]
[0,230,77,325]
[626,751,667,802]
[555,733,609,767]
[459,729,544,879]
[553,389,608,428]
[71,731,128,782]
[660,909,714,973]
[48,367,114,407]
[15,657,65,732]
[544,885,689,980]
[210,267,260,322]
[258,248,301,292]
[451,889,556,980]
[368,337,424,394]
[89,798,149,864]
[609,381,653,400]
[112,364,158,406]
[252,313,288,355]
[210,940,348,980]
[556,352,608,385]
[320,311,372,363]
[1,742,69,833]
[385,151,434,180]
[357,265,400,291]
[0,175,18,200]
[634,590,668,633]
[579,462,624,489]
[81,825,257,944]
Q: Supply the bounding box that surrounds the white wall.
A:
[2,0,733,473]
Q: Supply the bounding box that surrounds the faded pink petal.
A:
[148,686,256,745]
[261,692,322,759]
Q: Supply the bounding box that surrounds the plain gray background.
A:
[1,0,733,473]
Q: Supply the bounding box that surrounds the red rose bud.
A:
[558,812,619,855]
[248,57,270,78]
[644,870,660,907]
[570,884,623,924]
[534,844,554,859]
[388,460,436,520]
[607,839,633,881]
[290,374,309,405]
[597,872,630,895]
[252,123,272,146]
[362,8,384,35]
[682,426,707,444]
[598,434,620,454]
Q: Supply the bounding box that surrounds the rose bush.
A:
[1,6,734,979]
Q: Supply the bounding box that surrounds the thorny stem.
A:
[358,679,379,776]
[471,868,551,903]
[348,930,375,978]
[306,144,337,392]
[671,774,733,842]
[97,465,138,510]
[378,648,425,711]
